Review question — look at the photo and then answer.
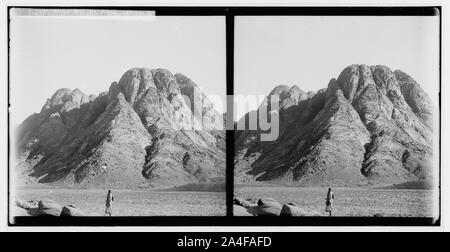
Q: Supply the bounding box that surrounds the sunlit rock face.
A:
[15,67,225,188]
[235,64,434,186]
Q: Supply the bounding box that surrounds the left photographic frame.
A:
[8,7,227,224]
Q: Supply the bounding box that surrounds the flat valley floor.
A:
[12,187,226,216]
[234,185,438,218]
[11,185,438,218]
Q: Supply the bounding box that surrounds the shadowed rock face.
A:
[15,68,225,188]
[235,64,435,186]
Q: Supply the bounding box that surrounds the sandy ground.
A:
[234,186,439,217]
[11,185,438,218]
[12,187,226,216]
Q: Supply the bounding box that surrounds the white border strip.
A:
[10,8,155,16]
[1,0,447,232]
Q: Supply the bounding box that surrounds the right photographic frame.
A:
[232,8,441,225]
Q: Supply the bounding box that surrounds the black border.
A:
[225,12,235,217]
[7,6,441,227]
[10,216,439,226]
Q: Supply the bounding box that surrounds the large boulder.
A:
[233,195,254,208]
[15,199,38,210]
[61,205,85,216]
[255,198,282,216]
[280,203,306,216]
[38,200,62,216]
[233,204,253,216]
[11,206,31,216]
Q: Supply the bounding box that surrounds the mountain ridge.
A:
[235,64,435,186]
[15,67,225,188]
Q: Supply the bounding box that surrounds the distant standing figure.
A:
[325,188,334,216]
[105,190,114,217]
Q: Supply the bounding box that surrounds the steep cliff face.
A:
[15,68,225,188]
[235,64,435,186]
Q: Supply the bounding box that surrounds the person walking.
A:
[325,188,334,216]
[105,189,114,217]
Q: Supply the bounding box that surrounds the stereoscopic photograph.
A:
[6,5,443,229]
[233,15,440,219]
[9,9,226,218]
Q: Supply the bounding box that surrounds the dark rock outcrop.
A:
[15,68,225,188]
[38,200,63,216]
[61,205,85,216]
[235,64,435,186]
[280,203,306,216]
[254,198,282,216]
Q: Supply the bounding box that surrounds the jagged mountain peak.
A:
[41,88,90,113]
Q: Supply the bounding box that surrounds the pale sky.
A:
[10,14,226,126]
[235,16,440,120]
[9,14,440,125]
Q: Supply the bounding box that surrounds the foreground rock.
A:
[233,204,253,216]
[15,199,38,210]
[15,67,225,188]
[38,200,62,216]
[61,205,85,216]
[253,198,282,216]
[233,195,255,208]
[280,203,306,216]
[233,197,322,217]
[14,199,87,217]
[12,206,31,216]
[235,64,435,186]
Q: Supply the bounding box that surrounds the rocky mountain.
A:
[235,64,435,186]
[14,68,225,188]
